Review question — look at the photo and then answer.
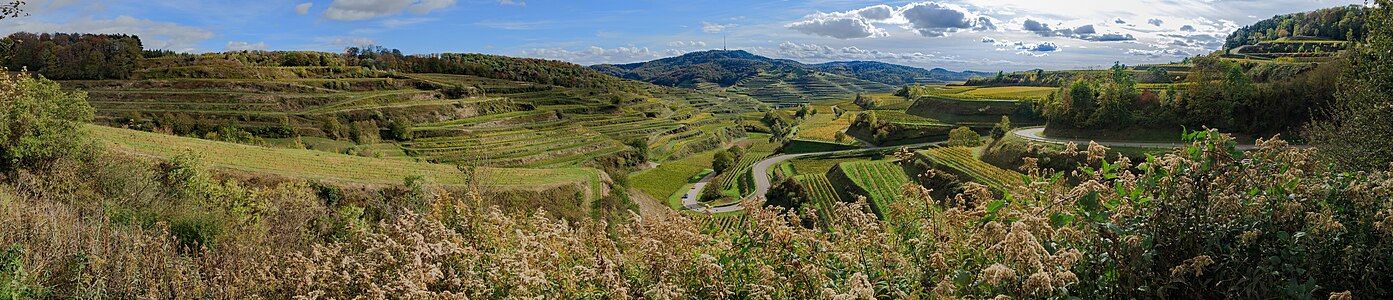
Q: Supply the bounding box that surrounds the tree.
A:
[712,151,734,174]
[764,177,807,209]
[990,116,1011,140]
[0,1,25,20]
[0,71,94,170]
[626,138,649,163]
[835,131,848,143]
[1307,0,1393,171]
[947,126,983,147]
[854,94,880,110]
[385,117,414,141]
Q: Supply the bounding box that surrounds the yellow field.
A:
[798,113,854,143]
[955,86,1055,100]
[89,125,601,190]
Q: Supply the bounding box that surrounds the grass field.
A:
[797,113,854,143]
[630,149,719,205]
[90,125,603,194]
[796,174,844,225]
[917,147,1023,189]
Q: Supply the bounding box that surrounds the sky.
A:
[0,0,1366,71]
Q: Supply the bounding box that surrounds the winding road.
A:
[684,139,950,213]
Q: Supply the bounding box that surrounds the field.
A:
[925,86,1055,101]
[630,149,719,204]
[795,174,844,224]
[90,124,603,195]
[917,147,1023,189]
[796,112,855,143]
[728,71,895,105]
[832,161,911,215]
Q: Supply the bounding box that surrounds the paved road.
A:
[1012,127,1259,150]
[684,139,951,213]
[681,172,741,213]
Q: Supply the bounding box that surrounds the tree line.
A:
[0,32,142,80]
[1225,5,1366,49]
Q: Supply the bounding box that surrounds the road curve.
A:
[1012,127,1259,150]
[687,139,950,213]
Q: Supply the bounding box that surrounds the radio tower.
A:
[723,34,727,51]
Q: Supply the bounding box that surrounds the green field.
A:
[630,149,719,205]
[917,147,1022,189]
[926,86,1055,101]
[796,174,844,224]
[833,161,911,215]
[90,124,602,195]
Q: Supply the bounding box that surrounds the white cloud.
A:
[784,1,994,39]
[0,15,216,52]
[1127,48,1190,57]
[519,46,668,65]
[322,0,457,21]
[498,0,525,6]
[667,41,708,48]
[295,2,313,15]
[326,37,378,46]
[901,2,995,37]
[1147,18,1164,26]
[1019,18,1135,41]
[702,22,731,33]
[225,41,269,51]
[785,16,887,39]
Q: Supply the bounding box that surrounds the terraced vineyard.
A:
[833,161,911,215]
[732,71,895,105]
[796,174,844,224]
[917,147,1023,189]
[90,124,602,195]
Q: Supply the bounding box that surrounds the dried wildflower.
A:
[930,252,950,271]
[994,222,1049,269]
[1329,290,1352,300]
[1171,255,1215,278]
[1239,230,1262,246]
[1086,142,1109,165]
[980,263,1017,286]
[1023,269,1054,296]
[1307,209,1348,236]
[992,295,1013,300]
[932,276,956,298]
[1052,248,1082,269]
[1052,271,1078,288]
[846,272,875,300]
[1061,142,1080,156]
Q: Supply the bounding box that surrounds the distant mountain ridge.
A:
[591,50,988,103]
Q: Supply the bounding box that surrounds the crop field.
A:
[875,110,942,125]
[797,113,854,143]
[926,86,1055,101]
[732,71,895,104]
[917,147,1023,189]
[630,148,719,203]
[90,125,603,197]
[713,151,772,195]
[796,174,844,224]
[835,161,911,214]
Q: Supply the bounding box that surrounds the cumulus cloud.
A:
[498,0,525,6]
[0,15,215,52]
[786,16,887,39]
[322,0,457,21]
[1147,18,1164,26]
[520,46,667,65]
[784,1,993,39]
[1114,18,1126,24]
[296,2,313,15]
[326,37,378,46]
[1180,25,1196,32]
[1016,41,1058,52]
[980,37,996,43]
[225,41,269,51]
[1019,18,1134,41]
[901,2,995,37]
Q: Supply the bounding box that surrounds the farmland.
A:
[90,124,603,194]
[830,161,911,215]
[917,146,1023,189]
[795,174,844,224]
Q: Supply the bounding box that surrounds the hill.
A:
[592,50,982,105]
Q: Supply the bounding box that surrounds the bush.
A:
[946,126,983,147]
[0,72,95,171]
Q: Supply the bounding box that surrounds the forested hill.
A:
[1225,5,1366,49]
[814,61,993,84]
[591,50,983,87]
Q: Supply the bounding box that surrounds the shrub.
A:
[947,126,983,147]
[0,71,95,171]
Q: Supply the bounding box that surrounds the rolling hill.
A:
[592,50,986,105]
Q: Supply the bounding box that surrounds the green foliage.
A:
[0,33,142,80]
[1307,0,1393,171]
[711,149,735,174]
[946,126,982,147]
[853,93,880,110]
[764,177,807,209]
[989,116,1011,140]
[0,72,94,170]
[1225,5,1365,49]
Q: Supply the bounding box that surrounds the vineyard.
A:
[90,124,604,198]
[712,151,772,195]
[795,174,844,225]
[831,161,911,216]
[917,147,1023,189]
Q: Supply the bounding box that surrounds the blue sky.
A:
[0,0,1365,71]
